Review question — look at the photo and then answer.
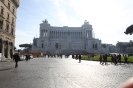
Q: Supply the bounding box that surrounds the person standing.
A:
[114,54,117,65]
[124,55,128,64]
[13,53,20,68]
[72,54,74,59]
[76,54,78,60]
[25,55,29,61]
[99,55,103,64]
[117,54,121,65]
[111,55,114,64]
[78,54,81,63]
[60,54,62,59]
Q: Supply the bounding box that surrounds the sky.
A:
[15,0,133,49]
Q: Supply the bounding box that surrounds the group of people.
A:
[44,54,82,63]
[99,54,128,65]
[72,54,82,63]
[45,54,63,58]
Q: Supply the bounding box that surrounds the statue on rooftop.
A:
[42,19,48,23]
[84,20,89,24]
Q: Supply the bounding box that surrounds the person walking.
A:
[13,53,20,68]
[25,55,29,61]
[114,54,117,65]
[117,54,121,65]
[99,55,103,64]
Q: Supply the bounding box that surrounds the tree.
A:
[124,25,133,35]
[19,44,32,52]
[19,44,32,48]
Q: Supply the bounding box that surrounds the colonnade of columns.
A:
[40,29,48,37]
[86,30,92,38]
[40,29,92,39]
[0,39,14,59]
[48,31,92,39]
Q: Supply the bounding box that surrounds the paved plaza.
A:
[0,56,133,88]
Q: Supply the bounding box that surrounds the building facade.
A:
[116,40,133,54]
[32,19,109,55]
[0,0,19,59]
[105,44,116,53]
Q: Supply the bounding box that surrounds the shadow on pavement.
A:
[0,68,13,71]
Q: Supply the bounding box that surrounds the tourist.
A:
[117,54,121,65]
[60,54,62,59]
[72,54,74,59]
[25,55,29,61]
[13,53,20,68]
[99,55,103,64]
[76,54,78,60]
[103,54,107,65]
[78,54,81,63]
[111,54,114,64]
[124,55,128,64]
[114,54,117,65]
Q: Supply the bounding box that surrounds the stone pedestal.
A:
[55,49,58,55]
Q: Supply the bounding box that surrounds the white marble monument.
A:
[31,19,109,54]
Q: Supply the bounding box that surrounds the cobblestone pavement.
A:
[0,59,14,71]
[0,56,133,88]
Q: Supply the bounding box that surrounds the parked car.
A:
[19,55,26,61]
[30,54,33,59]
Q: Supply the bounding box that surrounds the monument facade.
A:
[32,19,109,54]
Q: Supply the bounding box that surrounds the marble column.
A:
[8,42,11,59]
[1,40,4,59]
[7,41,9,59]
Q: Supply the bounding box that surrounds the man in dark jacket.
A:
[13,53,20,68]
